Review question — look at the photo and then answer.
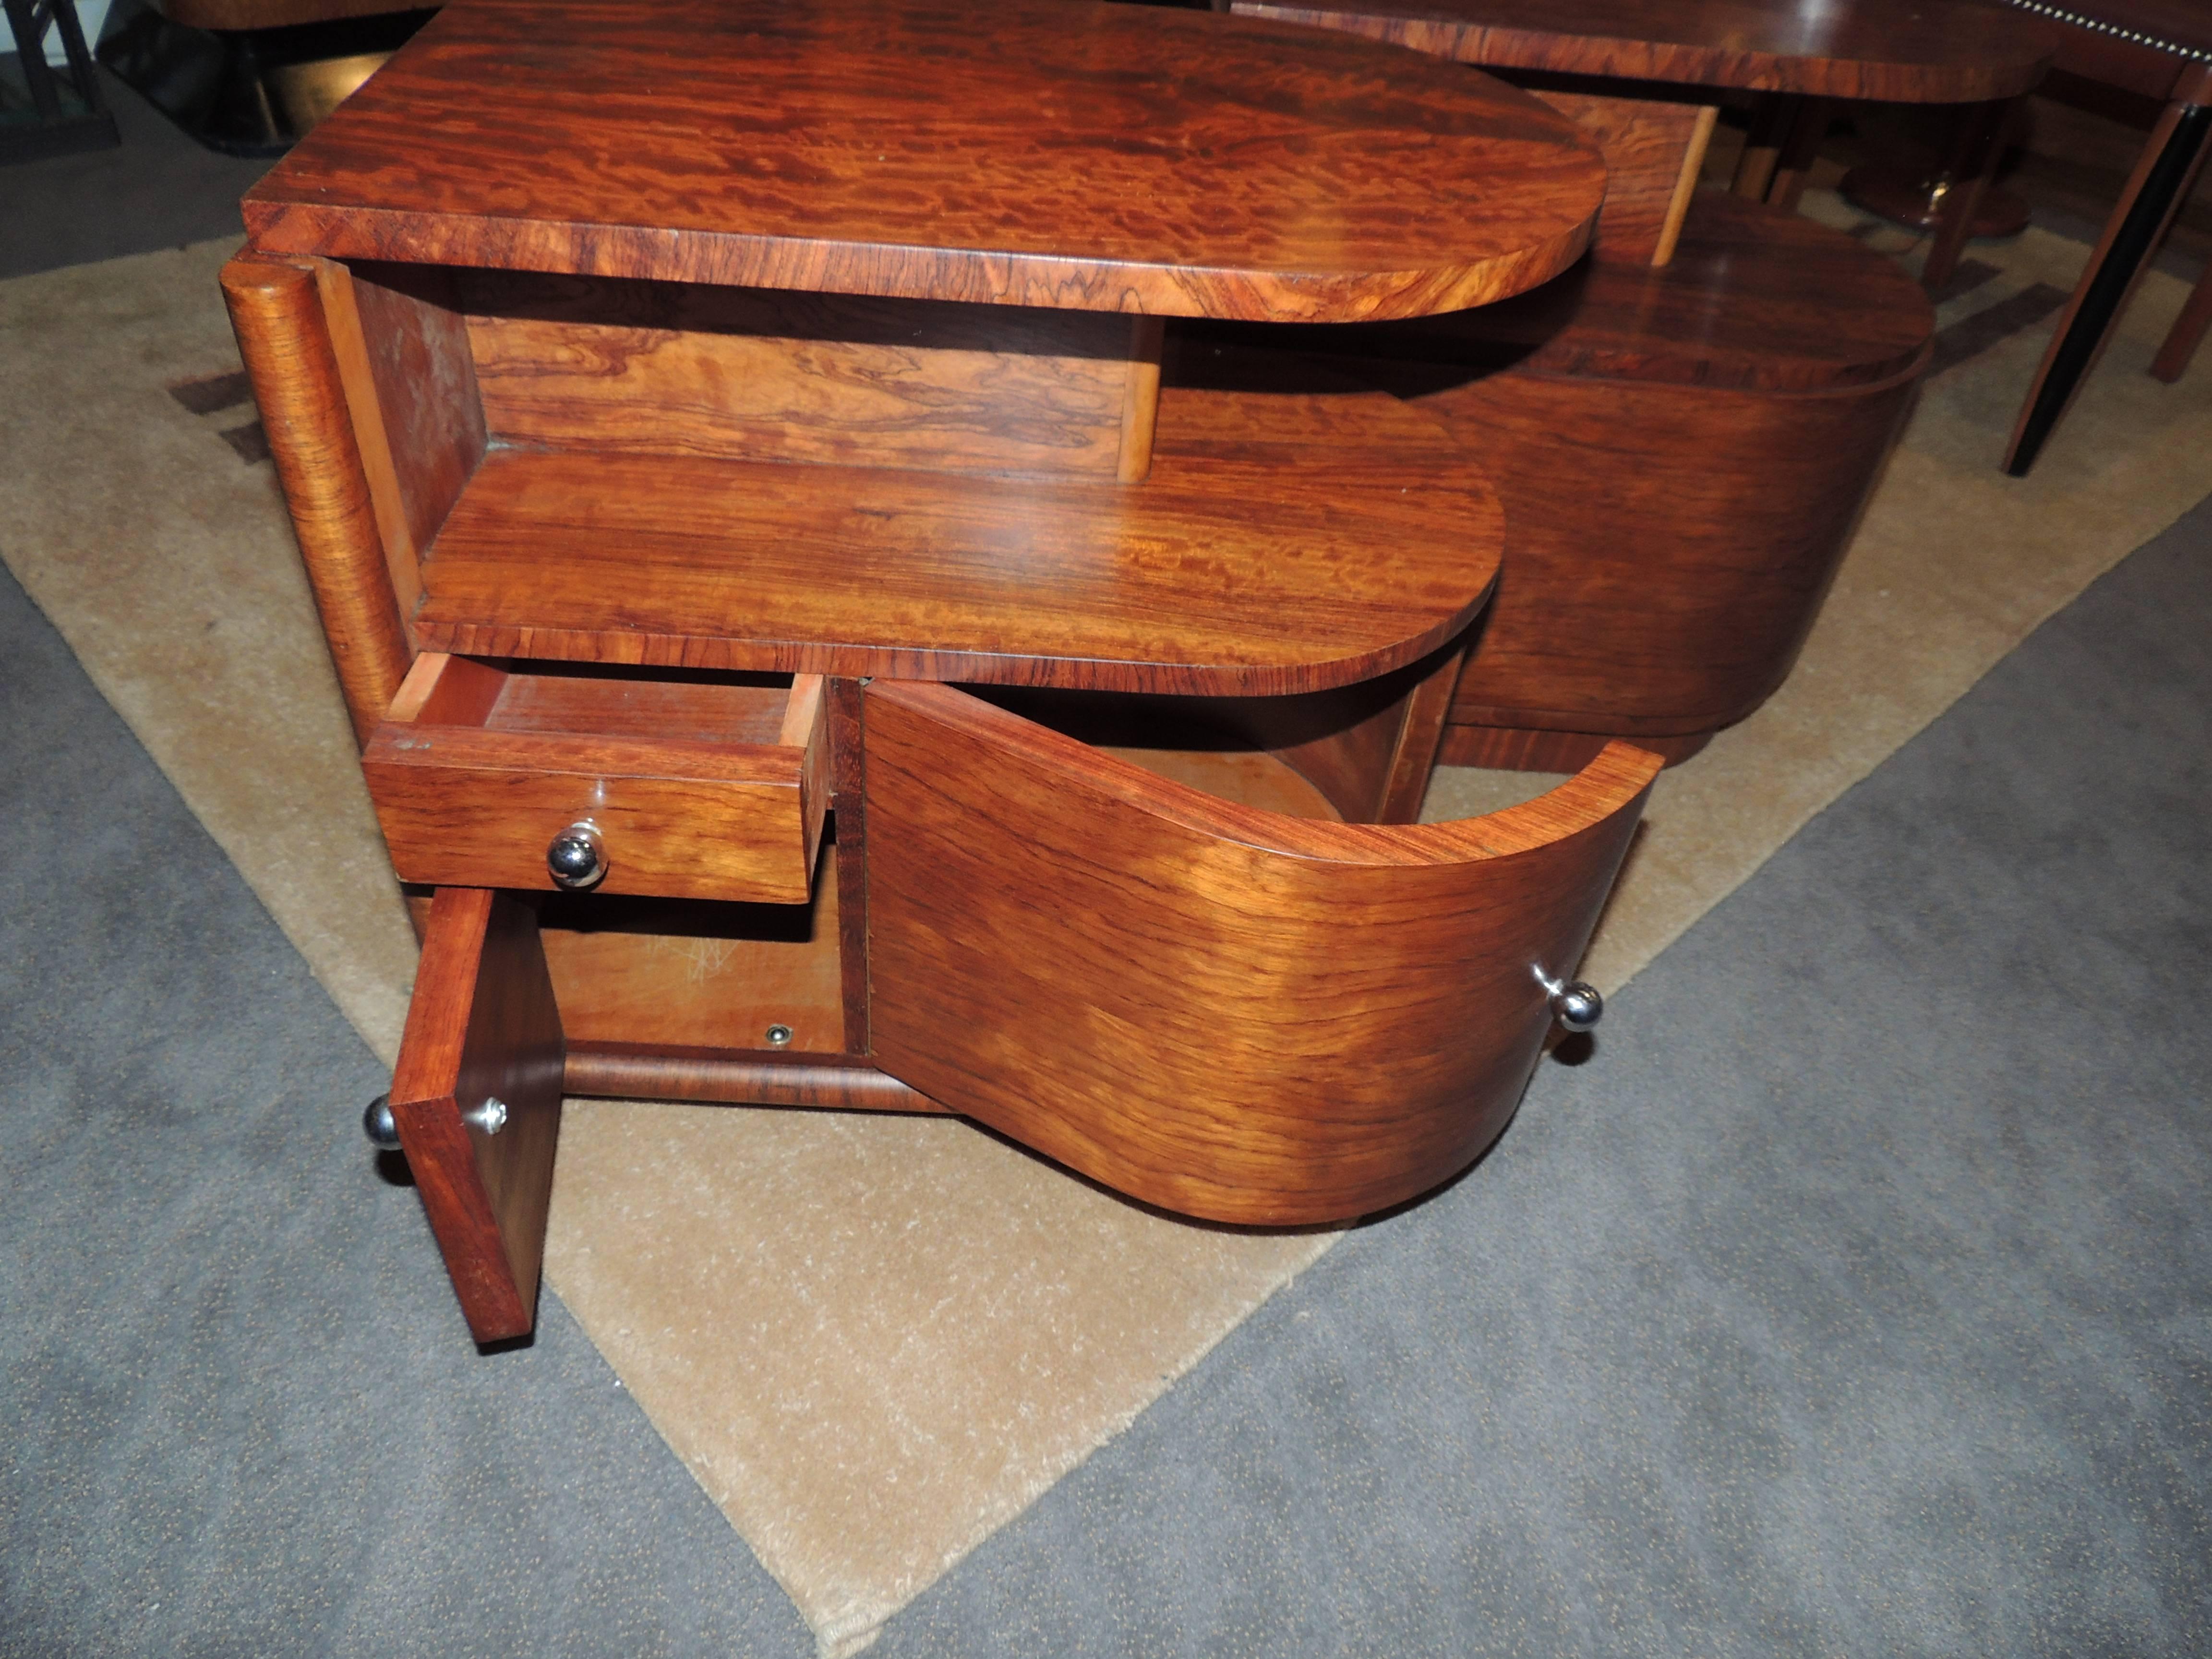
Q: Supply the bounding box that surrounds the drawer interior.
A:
[393,653,805,746]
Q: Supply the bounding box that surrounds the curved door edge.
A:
[862,680,1657,1225]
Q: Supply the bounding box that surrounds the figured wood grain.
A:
[1235,0,2057,101]
[464,277,1138,478]
[310,258,423,628]
[410,385,1504,696]
[387,886,565,1345]
[345,264,486,573]
[220,253,410,746]
[241,0,1603,322]
[364,653,828,902]
[863,681,1659,1225]
[1523,89,1717,265]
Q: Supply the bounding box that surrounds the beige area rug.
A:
[5,202,2210,1653]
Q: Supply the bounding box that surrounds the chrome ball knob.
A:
[1550,981,1603,1033]
[547,820,608,890]
[363,1093,402,1150]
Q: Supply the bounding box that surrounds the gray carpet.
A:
[0,560,813,1657]
[872,498,2212,1656]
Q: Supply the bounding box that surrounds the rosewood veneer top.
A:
[242,0,1606,322]
[1235,0,2058,101]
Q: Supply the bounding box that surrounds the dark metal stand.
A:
[2003,88,2212,476]
[0,0,121,163]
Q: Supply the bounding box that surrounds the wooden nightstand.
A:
[223,0,1659,1345]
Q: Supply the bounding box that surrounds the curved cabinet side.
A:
[1435,357,1922,741]
[862,681,1659,1226]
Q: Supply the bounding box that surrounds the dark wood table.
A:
[1231,0,2056,242]
[224,0,1671,1346]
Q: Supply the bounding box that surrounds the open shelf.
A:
[410,384,1504,696]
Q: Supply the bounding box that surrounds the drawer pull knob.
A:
[363,1093,401,1150]
[1537,969,1603,1033]
[547,820,609,890]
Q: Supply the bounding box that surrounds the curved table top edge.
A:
[1233,2,2059,102]
[238,204,1599,324]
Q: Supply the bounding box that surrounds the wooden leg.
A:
[388,887,566,1345]
[1731,95,1799,201]
[2151,255,2212,382]
[1765,97,1832,215]
[2006,71,2212,476]
[1921,98,2012,294]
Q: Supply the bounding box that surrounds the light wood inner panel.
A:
[540,843,850,1056]
[410,385,1502,696]
[462,274,1146,479]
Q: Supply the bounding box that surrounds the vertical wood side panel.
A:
[1378,645,1467,822]
[221,252,410,746]
[829,676,872,1054]
[311,257,424,631]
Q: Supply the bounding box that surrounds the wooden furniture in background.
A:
[1225,0,1946,769]
[225,0,1662,1344]
[1230,0,2056,224]
[1995,2,2212,473]
[1,0,119,163]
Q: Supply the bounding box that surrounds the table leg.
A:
[2005,70,2212,476]
[2150,255,2212,382]
[1921,98,2013,293]
[1766,97,1833,215]
[1731,95,1800,201]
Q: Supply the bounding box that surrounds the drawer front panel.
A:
[365,726,822,904]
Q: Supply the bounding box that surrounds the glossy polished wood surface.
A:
[388,886,565,1344]
[865,681,1659,1226]
[242,0,1604,321]
[1316,188,1935,392]
[1235,0,2057,101]
[410,385,1505,696]
[364,654,830,903]
[221,254,411,745]
[1332,193,1932,742]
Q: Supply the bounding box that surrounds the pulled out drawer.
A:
[364,653,828,903]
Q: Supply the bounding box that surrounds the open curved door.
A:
[862,680,1659,1226]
